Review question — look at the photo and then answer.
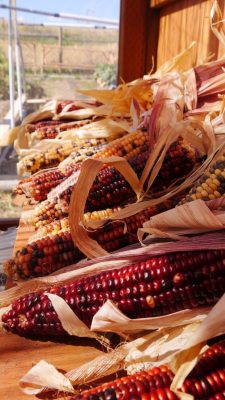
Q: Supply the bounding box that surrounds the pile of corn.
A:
[6,42,225,396]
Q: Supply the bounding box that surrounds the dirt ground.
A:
[0,191,22,218]
[37,74,96,100]
[0,100,9,120]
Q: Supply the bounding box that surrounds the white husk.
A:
[45,293,98,340]
[19,322,201,395]
[20,360,75,395]
[91,300,209,334]
[138,199,225,242]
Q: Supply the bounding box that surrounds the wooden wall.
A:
[118,0,225,83]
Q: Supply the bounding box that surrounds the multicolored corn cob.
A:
[28,120,92,141]
[18,137,109,175]
[29,208,121,241]
[59,130,148,171]
[180,153,225,203]
[33,199,67,228]
[32,149,149,227]
[2,249,225,334]
[152,138,203,192]
[69,342,225,399]
[5,203,172,279]
[20,131,148,202]
[33,137,200,227]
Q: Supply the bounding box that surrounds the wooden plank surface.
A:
[0,330,103,400]
[1,208,114,400]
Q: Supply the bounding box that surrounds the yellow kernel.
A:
[209,183,218,191]
[208,194,216,200]
[214,191,221,198]
[215,169,222,175]
[212,178,220,186]
[200,190,209,197]
[201,183,208,190]
[205,186,213,194]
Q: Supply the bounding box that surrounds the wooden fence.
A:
[0,40,118,74]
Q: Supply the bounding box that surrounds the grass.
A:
[0,192,22,218]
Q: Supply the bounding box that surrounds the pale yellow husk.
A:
[19,323,200,395]
[138,198,225,242]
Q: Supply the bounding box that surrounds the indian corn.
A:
[69,342,225,399]
[2,248,225,334]
[33,138,200,227]
[180,153,225,203]
[5,203,173,279]
[19,137,109,175]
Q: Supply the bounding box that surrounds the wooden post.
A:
[117,0,159,83]
[33,43,37,74]
[41,45,44,75]
[58,26,63,73]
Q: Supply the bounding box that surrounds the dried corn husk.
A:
[211,0,225,50]
[79,79,154,115]
[69,156,141,259]
[19,294,225,397]
[19,323,201,396]
[138,198,225,242]
[170,293,225,399]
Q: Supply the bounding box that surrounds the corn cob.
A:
[31,144,106,202]
[25,131,149,202]
[19,138,109,175]
[5,203,173,279]
[30,208,121,241]
[180,153,225,203]
[33,199,67,228]
[32,136,200,226]
[2,249,225,334]
[32,149,149,227]
[152,138,203,192]
[59,130,148,171]
[68,342,225,399]
[29,120,92,141]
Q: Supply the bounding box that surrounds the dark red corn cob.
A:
[69,342,225,400]
[25,132,148,201]
[5,204,171,279]
[58,149,149,211]
[2,250,225,336]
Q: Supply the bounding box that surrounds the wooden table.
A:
[0,331,103,400]
[0,209,106,400]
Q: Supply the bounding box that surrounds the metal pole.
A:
[13,0,23,120]
[8,0,15,128]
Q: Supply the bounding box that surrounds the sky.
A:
[0,0,120,25]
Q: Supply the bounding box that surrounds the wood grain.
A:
[156,0,218,69]
[150,0,178,8]
[0,330,103,400]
